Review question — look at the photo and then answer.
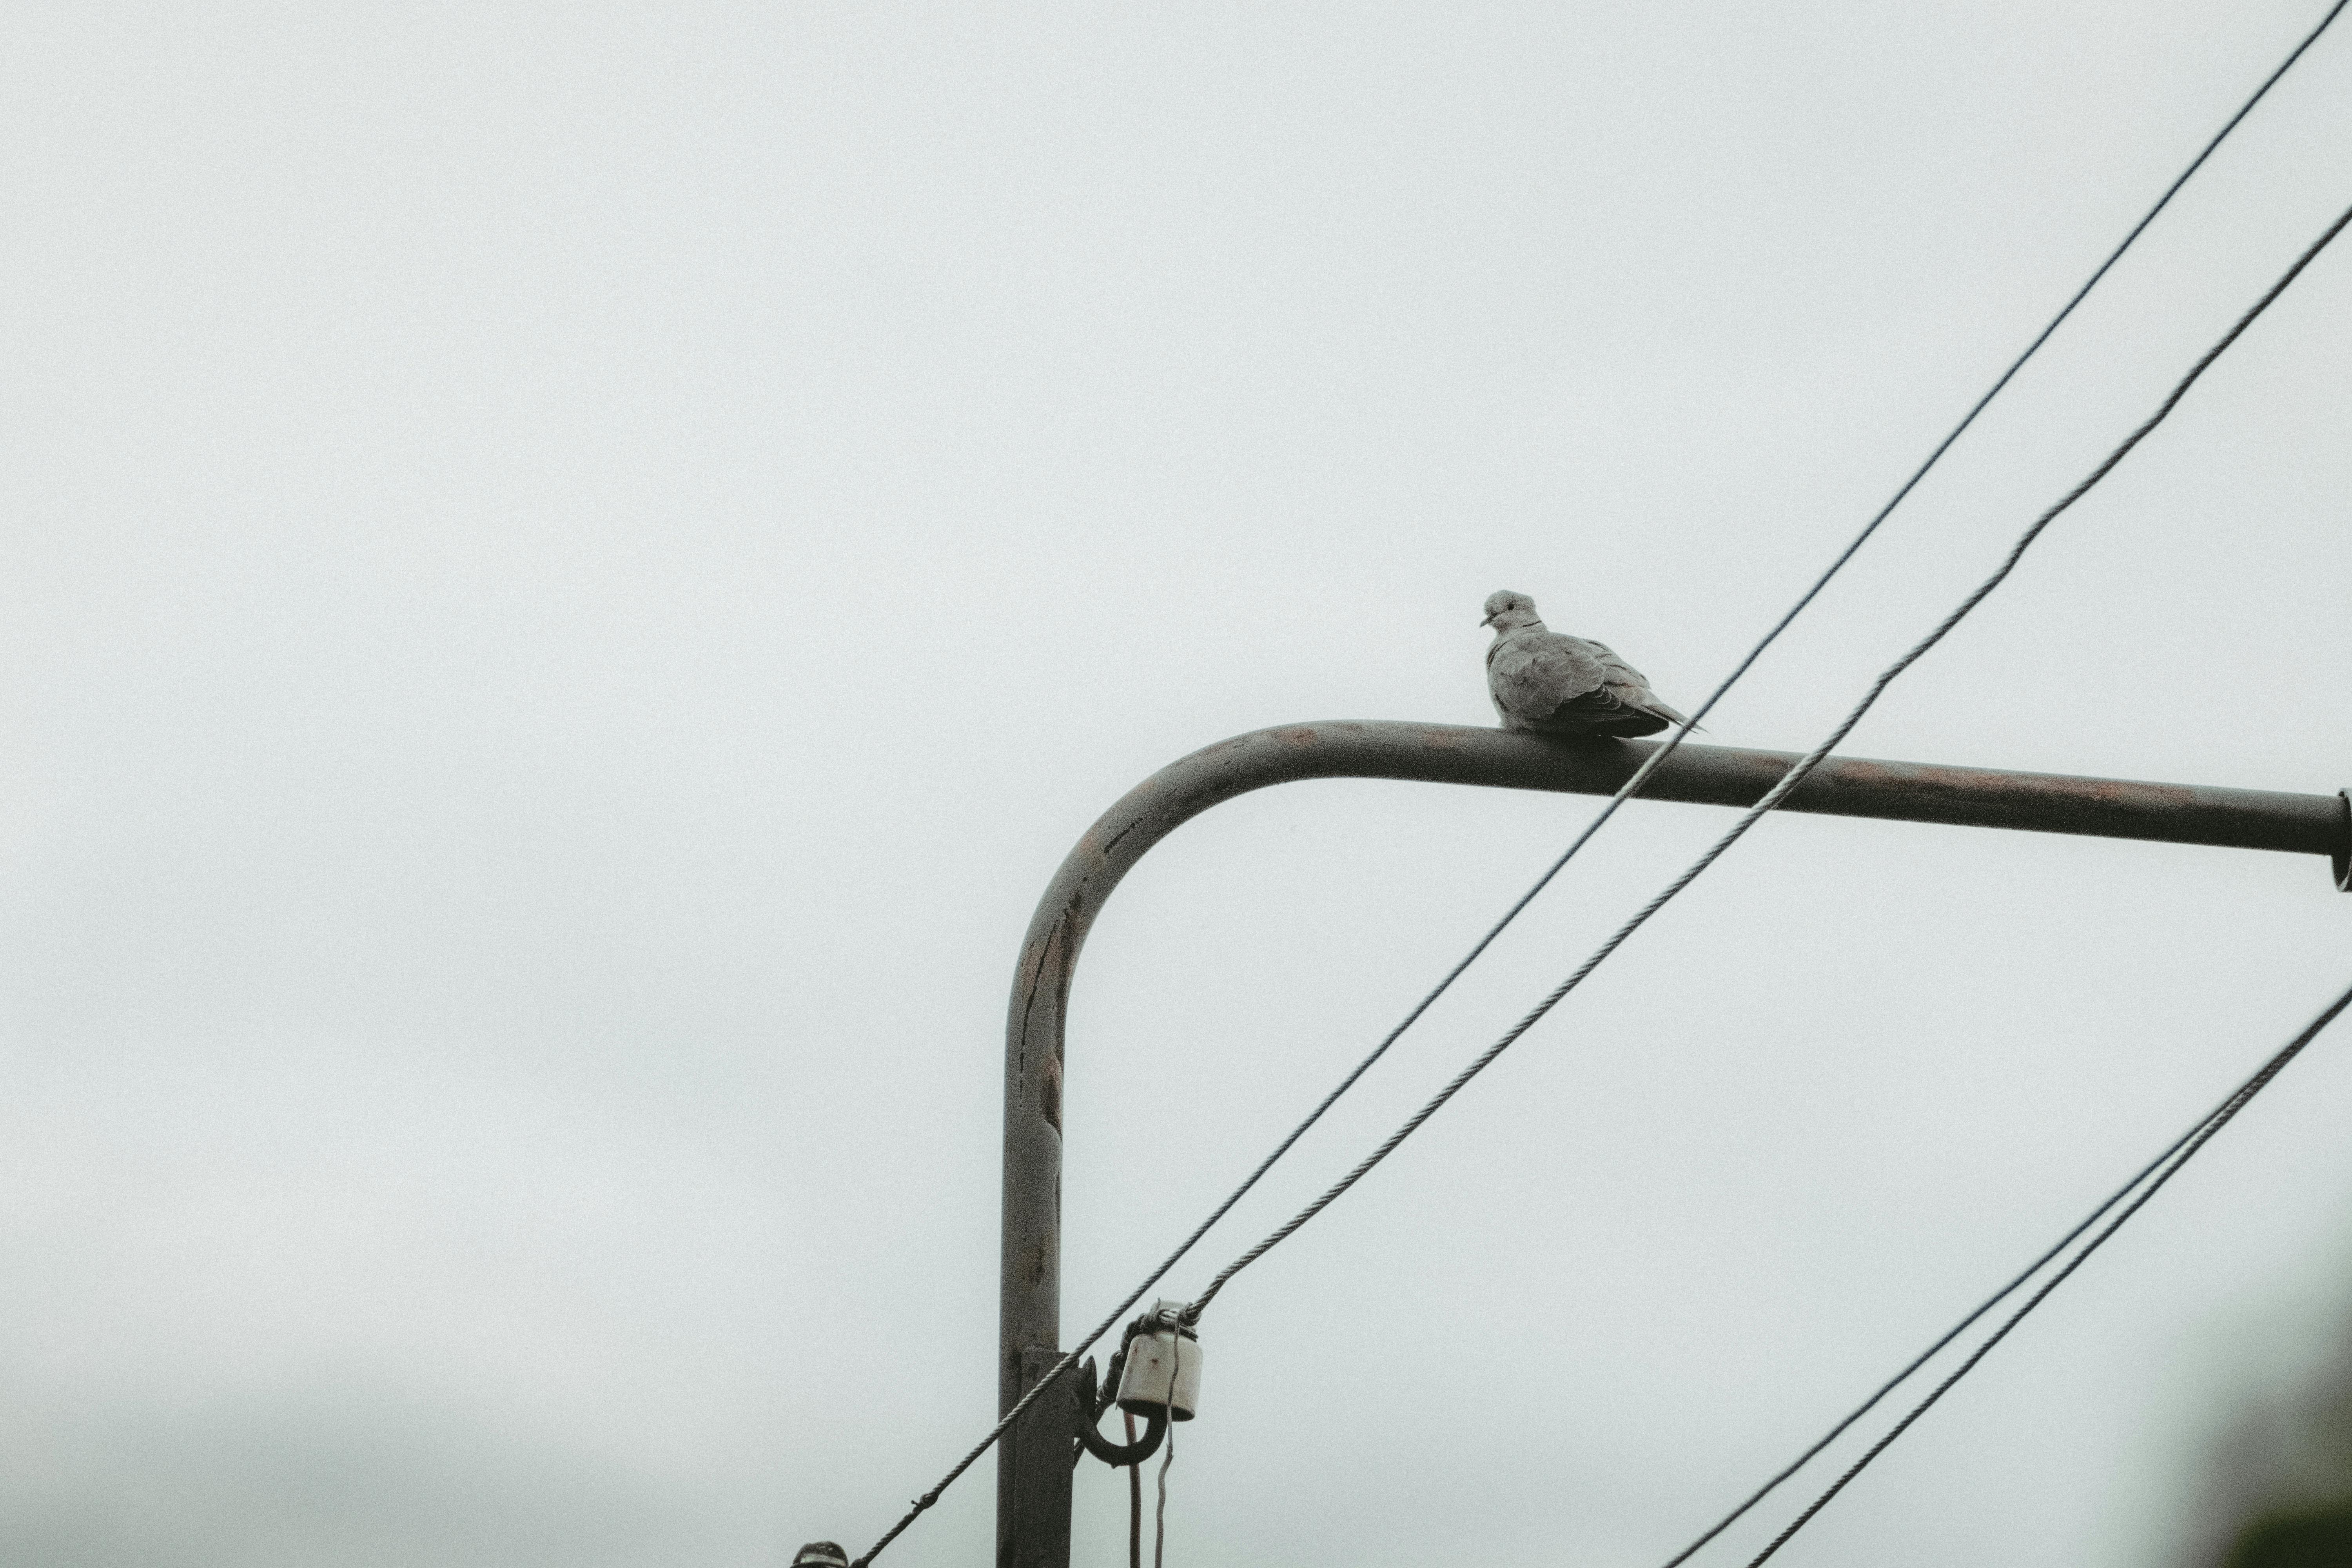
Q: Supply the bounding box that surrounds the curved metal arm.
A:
[996,720,2352,1565]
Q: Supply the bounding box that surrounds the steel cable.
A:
[844,11,2345,1556]
[1655,979,2352,1568]
[1740,976,2352,1566]
[1182,193,2352,1323]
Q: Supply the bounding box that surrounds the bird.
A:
[1481,588,1693,739]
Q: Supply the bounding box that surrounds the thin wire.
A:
[1743,976,2352,1566]
[1126,1410,1143,1568]
[1655,980,2352,1566]
[1183,196,2352,1325]
[1651,1079,2229,1568]
[842,13,2347,1555]
[1153,1407,1177,1568]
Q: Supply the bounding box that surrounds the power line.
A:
[1180,192,2352,1323]
[842,11,2348,1557]
[1742,976,2352,1566]
[1655,979,2352,1568]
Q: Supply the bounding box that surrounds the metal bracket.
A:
[1068,1356,1166,1469]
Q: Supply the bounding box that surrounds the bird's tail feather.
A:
[1645,701,1702,733]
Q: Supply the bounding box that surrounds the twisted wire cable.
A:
[1652,1102,2221,1568]
[1654,986,2348,1567]
[1742,976,2352,1565]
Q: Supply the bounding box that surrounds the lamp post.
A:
[996,720,2352,1567]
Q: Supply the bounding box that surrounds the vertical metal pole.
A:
[1000,911,1077,1568]
[998,1347,1073,1568]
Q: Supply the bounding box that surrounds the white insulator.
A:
[1114,1300,1201,1421]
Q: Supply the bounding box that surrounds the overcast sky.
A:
[7,5,2352,1566]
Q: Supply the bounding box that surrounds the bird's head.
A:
[1480,589,1542,632]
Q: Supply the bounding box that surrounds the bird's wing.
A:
[1487,631,1615,726]
[1589,642,1693,729]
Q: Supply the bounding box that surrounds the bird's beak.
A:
[1478,613,1495,627]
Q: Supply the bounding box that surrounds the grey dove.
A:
[1481,589,1692,739]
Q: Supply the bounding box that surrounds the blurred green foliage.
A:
[2221,1501,2352,1568]
[2207,1312,2352,1568]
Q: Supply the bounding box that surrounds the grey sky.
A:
[6,4,2352,1566]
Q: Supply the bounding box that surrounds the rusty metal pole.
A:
[998,720,2350,1566]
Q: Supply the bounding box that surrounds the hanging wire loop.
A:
[1070,1358,1169,1469]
